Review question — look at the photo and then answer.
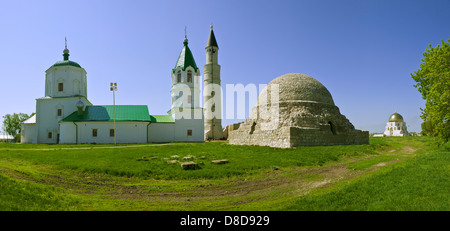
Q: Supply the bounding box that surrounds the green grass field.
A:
[0,137,448,211]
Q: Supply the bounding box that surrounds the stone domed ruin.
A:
[228,73,369,148]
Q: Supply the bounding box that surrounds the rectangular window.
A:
[188,95,192,104]
[58,83,64,92]
[110,129,115,137]
[48,132,53,139]
[187,129,192,136]
[92,129,98,137]
[57,109,62,116]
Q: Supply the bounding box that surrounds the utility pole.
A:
[110,82,117,145]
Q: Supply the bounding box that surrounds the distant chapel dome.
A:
[388,112,404,122]
[257,73,335,106]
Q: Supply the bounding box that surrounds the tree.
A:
[2,113,34,142]
[411,38,450,143]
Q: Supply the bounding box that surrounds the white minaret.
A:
[203,25,224,140]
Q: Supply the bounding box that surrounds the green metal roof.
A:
[51,60,82,68]
[62,105,151,122]
[173,39,198,73]
[150,115,174,123]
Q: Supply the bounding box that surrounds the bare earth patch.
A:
[401,146,416,155]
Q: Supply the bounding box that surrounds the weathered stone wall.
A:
[289,127,369,147]
[223,122,242,140]
[228,127,368,148]
[228,127,291,148]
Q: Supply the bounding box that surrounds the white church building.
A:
[21,27,222,144]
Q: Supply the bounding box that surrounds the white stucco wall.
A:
[35,97,91,144]
[45,65,87,98]
[59,122,77,144]
[174,116,204,142]
[60,119,205,144]
[60,121,150,144]
[384,122,408,136]
[21,123,36,143]
[148,123,175,143]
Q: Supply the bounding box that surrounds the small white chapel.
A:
[383,111,409,136]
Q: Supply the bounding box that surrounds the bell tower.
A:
[203,25,224,140]
[170,28,202,120]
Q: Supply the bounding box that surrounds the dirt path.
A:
[0,154,402,210]
[0,143,422,210]
[401,146,416,155]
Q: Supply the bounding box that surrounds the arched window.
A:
[187,70,192,83]
[177,71,181,83]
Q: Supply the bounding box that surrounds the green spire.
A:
[173,32,198,73]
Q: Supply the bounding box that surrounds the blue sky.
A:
[1,0,449,134]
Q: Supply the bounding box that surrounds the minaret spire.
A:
[206,25,218,48]
[204,25,223,140]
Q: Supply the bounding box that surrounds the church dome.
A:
[51,60,82,68]
[50,40,82,69]
[258,73,335,106]
[389,112,404,122]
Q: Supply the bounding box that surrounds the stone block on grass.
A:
[180,161,200,170]
[183,155,194,160]
[136,156,149,161]
[211,159,229,164]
